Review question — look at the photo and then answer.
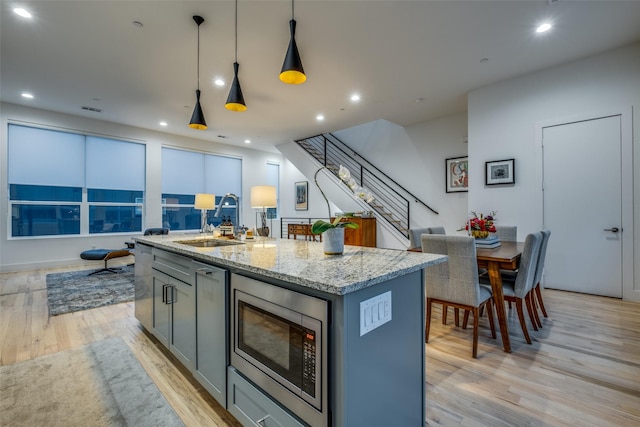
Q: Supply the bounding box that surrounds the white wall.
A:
[333,115,469,238]
[467,42,640,300]
[0,103,284,271]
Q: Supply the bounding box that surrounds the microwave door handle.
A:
[256,415,270,426]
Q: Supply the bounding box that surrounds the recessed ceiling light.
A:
[350,94,361,102]
[536,23,552,33]
[316,114,325,121]
[159,121,168,127]
[214,79,225,86]
[21,93,34,99]
[13,8,32,18]
[244,139,251,144]
[133,21,144,28]
[480,58,489,63]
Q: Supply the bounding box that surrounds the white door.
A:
[542,115,622,297]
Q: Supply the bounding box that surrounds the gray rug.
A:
[0,337,184,427]
[46,266,134,316]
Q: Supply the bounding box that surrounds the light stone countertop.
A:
[134,233,447,295]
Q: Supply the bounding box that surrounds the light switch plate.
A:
[360,291,392,336]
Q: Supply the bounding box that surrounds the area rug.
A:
[0,337,183,427]
[46,266,134,316]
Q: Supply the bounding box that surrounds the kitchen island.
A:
[134,233,446,427]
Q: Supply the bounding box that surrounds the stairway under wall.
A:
[276,140,409,250]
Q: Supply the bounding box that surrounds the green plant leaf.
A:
[311,220,333,234]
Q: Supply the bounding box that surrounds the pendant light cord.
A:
[196,22,200,90]
[291,0,295,19]
[235,0,238,62]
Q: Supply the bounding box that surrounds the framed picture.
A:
[485,158,515,185]
[295,181,308,210]
[445,156,468,193]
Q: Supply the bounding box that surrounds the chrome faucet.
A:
[214,193,242,235]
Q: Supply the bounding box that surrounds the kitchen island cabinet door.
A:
[152,269,196,371]
[194,263,228,407]
[170,277,196,371]
[152,271,171,348]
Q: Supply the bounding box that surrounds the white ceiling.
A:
[2,1,640,151]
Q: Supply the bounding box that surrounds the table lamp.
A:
[250,186,277,237]
[194,193,215,233]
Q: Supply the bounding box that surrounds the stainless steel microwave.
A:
[230,274,329,427]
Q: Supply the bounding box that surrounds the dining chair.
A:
[409,228,431,250]
[483,232,542,344]
[531,229,552,325]
[409,226,446,250]
[493,225,517,242]
[427,226,446,235]
[412,226,460,324]
[422,234,496,358]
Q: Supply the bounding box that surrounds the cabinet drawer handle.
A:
[166,285,175,304]
[256,415,270,426]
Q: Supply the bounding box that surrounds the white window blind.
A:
[8,124,84,187]
[161,148,205,194]
[162,147,242,198]
[205,155,242,196]
[86,136,145,190]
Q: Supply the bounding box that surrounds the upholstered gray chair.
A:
[531,229,551,325]
[408,226,446,250]
[484,232,542,344]
[492,225,517,242]
[422,234,496,358]
[427,226,446,235]
[409,228,431,250]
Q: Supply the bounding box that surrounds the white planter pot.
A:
[323,228,345,255]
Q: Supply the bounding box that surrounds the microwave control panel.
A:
[302,328,317,397]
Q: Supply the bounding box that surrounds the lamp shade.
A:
[194,193,215,210]
[189,89,207,130]
[225,62,247,112]
[279,19,306,85]
[250,186,277,208]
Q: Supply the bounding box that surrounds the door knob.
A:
[604,227,620,233]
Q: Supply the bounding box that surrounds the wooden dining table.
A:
[410,240,524,353]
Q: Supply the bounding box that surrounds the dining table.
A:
[410,240,524,353]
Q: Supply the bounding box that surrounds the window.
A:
[161,148,242,230]
[86,136,145,233]
[8,124,145,237]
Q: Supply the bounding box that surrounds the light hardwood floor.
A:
[1,263,639,426]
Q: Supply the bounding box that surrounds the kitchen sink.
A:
[176,239,244,248]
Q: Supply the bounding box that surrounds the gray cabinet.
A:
[194,262,228,407]
[227,367,306,427]
[134,243,153,330]
[152,270,171,345]
[152,249,196,371]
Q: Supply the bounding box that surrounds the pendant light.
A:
[225,0,247,111]
[189,15,207,130]
[279,0,306,85]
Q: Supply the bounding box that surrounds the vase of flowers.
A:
[463,211,497,239]
[311,165,374,254]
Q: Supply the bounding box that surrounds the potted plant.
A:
[311,166,374,254]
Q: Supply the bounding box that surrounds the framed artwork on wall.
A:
[295,181,308,210]
[485,158,515,185]
[445,156,468,193]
